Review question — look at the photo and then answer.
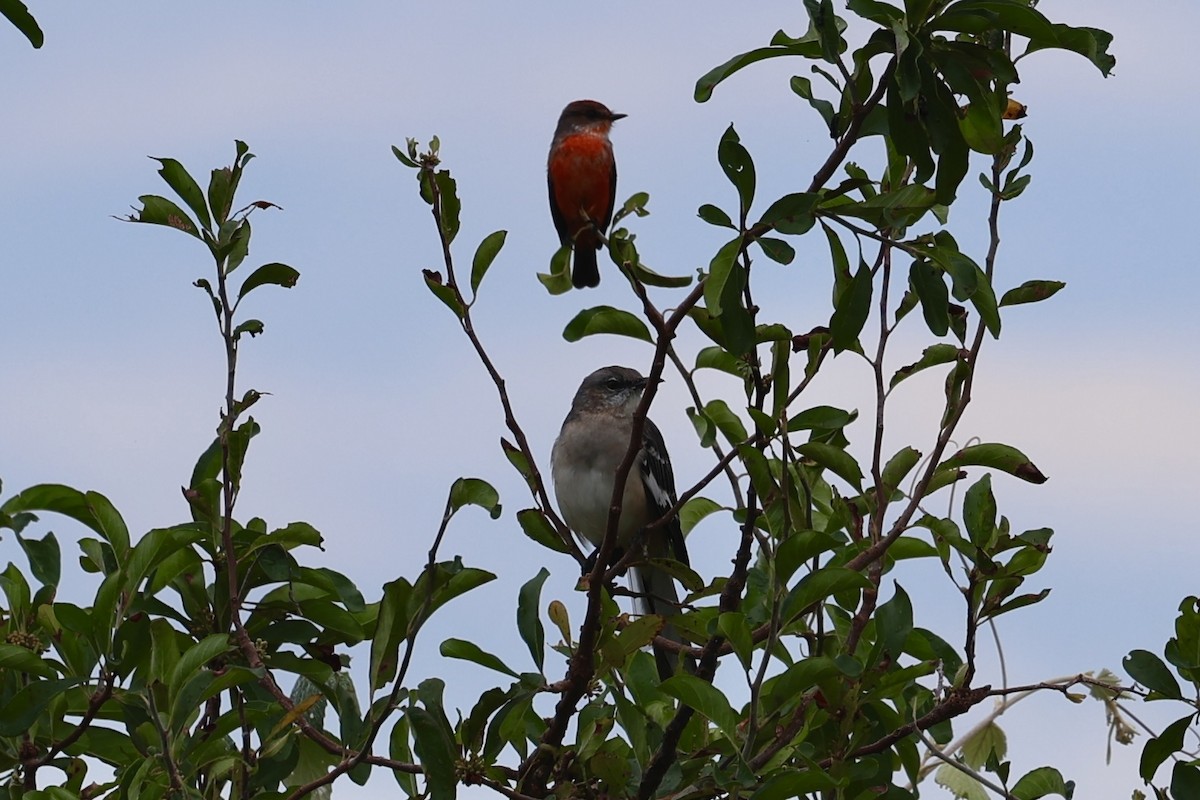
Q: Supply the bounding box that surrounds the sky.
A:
[2,2,1198,798]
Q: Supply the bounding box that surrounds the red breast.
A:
[548,134,616,249]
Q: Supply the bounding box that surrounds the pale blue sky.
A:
[2,2,1198,797]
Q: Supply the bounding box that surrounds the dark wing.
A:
[547,170,569,246]
[639,418,689,567]
[601,146,618,232]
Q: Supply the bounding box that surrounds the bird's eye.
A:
[605,378,622,390]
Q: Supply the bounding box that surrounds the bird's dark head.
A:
[555,100,626,136]
[573,365,651,413]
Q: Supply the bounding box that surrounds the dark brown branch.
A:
[33,671,115,767]
[520,267,710,796]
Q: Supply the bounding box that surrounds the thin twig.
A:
[914,721,1016,799]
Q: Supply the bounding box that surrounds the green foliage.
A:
[387,4,1117,798]
[0,0,42,48]
[0,4,1140,800]
[1124,598,1200,796]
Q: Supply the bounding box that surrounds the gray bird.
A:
[551,365,693,679]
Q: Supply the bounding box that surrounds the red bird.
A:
[547,100,626,288]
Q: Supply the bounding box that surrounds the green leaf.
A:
[152,157,212,232]
[389,714,418,795]
[890,344,961,389]
[500,438,536,491]
[967,262,1002,338]
[698,204,735,229]
[704,237,744,318]
[423,270,464,318]
[440,638,519,678]
[299,598,365,641]
[419,560,496,621]
[562,305,652,343]
[409,705,457,800]
[830,261,872,353]
[0,643,59,678]
[833,184,936,228]
[611,615,664,662]
[935,763,988,800]
[819,221,850,284]
[963,474,997,548]
[875,584,914,659]
[910,258,950,336]
[680,497,724,535]
[757,237,795,265]
[470,230,507,294]
[392,143,419,169]
[694,23,833,102]
[618,245,693,288]
[962,722,1007,769]
[448,477,501,519]
[237,262,300,301]
[694,346,742,377]
[776,530,841,583]
[462,687,512,758]
[2,485,130,560]
[234,319,265,338]
[613,191,650,226]
[516,569,549,672]
[1140,714,1190,783]
[936,137,970,205]
[803,0,843,63]
[688,406,716,449]
[127,194,201,238]
[516,508,568,553]
[999,280,1066,307]
[369,577,412,691]
[781,567,871,620]
[766,656,840,710]
[753,769,837,800]
[757,192,818,235]
[0,678,83,737]
[1010,765,1073,799]
[659,673,739,741]
[1026,24,1115,77]
[1172,763,1200,799]
[1167,597,1200,683]
[788,405,856,432]
[538,245,574,295]
[939,443,1047,484]
[310,566,365,613]
[208,166,234,225]
[881,446,921,494]
[16,530,60,588]
[223,217,251,272]
[791,76,836,132]
[434,170,460,245]
[718,125,756,216]
[168,633,230,694]
[0,0,43,47]
[1123,650,1182,700]
[797,442,864,490]
[717,611,754,671]
[704,399,748,445]
[958,100,1004,154]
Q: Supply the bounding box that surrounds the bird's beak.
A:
[610,112,628,121]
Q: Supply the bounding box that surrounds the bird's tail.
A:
[571,245,600,288]
[632,563,694,681]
